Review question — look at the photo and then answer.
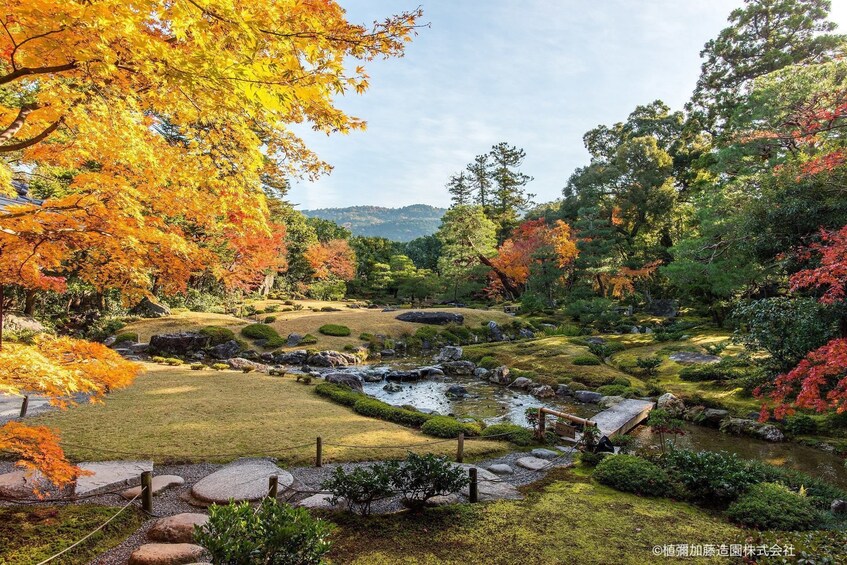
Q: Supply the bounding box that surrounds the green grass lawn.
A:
[326,467,745,564]
[32,363,505,465]
[0,505,142,565]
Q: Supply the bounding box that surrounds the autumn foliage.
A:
[304,239,357,281]
[0,336,141,485]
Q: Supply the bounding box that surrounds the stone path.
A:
[121,475,185,500]
[75,460,153,496]
[190,458,293,504]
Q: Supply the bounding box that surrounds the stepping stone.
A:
[454,464,522,501]
[148,513,208,543]
[487,463,514,475]
[129,543,205,565]
[121,474,184,500]
[668,352,720,364]
[296,493,344,511]
[516,456,548,471]
[122,475,184,500]
[530,448,559,460]
[0,469,53,499]
[191,458,293,504]
[74,460,153,496]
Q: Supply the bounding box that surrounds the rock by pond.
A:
[668,351,721,364]
[396,311,465,325]
[573,390,604,404]
[209,339,242,359]
[443,360,476,375]
[508,377,533,390]
[325,372,364,392]
[435,346,463,362]
[307,350,359,367]
[149,332,210,356]
[720,417,785,442]
[226,358,269,373]
[489,365,510,385]
[383,382,403,393]
[446,384,468,398]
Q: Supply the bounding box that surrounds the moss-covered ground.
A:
[31,363,505,464]
[0,505,142,565]
[326,466,745,564]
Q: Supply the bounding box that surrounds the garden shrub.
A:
[165,357,183,366]
[190,363,205,371]
[478,356,500,370]
[321,464,394,516]
[480,423,534,446]
[199,326,236,346]
[659,449,764,503]
[593,454,671,497]
[212,363,229,371]
[635,356,662,376]
[300,334,318,345]
[319,324,351,337]
[420,416,480,438]
[241,323,285,348]
[151,356,167,364]
[195,498,333,564]
[308,279,347,301]
[113,332,138,345]
[572,355,601,366]
[587,342,625,358]
[726,483,822,531]
[783,414,818,436]
[414,326,439,341]
[611,376,631,387]
[315,383,362,407]
[263,316,277,324]
[353,398,431,427]
[389,453,470,511]
[579,451,609,467]
[746,461,847,511]
[596,384,632,397]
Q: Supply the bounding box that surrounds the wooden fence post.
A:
[268,475,278,498]
[468,467,478,503]
[456,432,464,463]
[316,436,323,468]
[536,409,546,439]
[19,396,29,418]
[140,471,153,513]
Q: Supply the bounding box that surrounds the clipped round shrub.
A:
[263,316,277,324]
[572,355,601,366]
[726,483,821,531]
[481,423,534,446]
[113,332,139,345]
[593,454,671,497]
[240,323,284,348]
[300,334,318,345]
[315,383,362,406]
[151,356,167,364]
[200,326,236,346]
[420,416,480,438]
[190,363,206,371]
[212,363,229,371]
[165,357,184,366]
[319,324,351,337]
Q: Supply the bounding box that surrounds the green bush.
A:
[211,363,229,371]
[240,323,284,348]
[194,498,333,564]
[389,453,470,511]
[190,363,205,371]
[480,423,534,446]
[263,316,277,324]
[726,483,822,531]
[321,464,394,516]
[353,398,431,427]
[315,383,363,407]
[635,356,662,376]
[783,414,818,436]
[478,356,500,370]
[300,333,318,345]
[151,356,167,364]
[572,355,601,366]
[199,326,236,346]
[746,461,847,511]
[113,332,138,345]
[579,451,609,467]
[414,326,439,341]
[587,342,625,358]
[319,324,351,337]
[165,357,184,366]
[659,449,764,503]
[308,279,347,301]
[593,454,671,497]
[596,384,633,397]
[420,416,480,438]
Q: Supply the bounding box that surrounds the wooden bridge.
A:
[536,399,655,439]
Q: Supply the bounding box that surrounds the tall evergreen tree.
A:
[488,142,535,242]
[446,171,474,206]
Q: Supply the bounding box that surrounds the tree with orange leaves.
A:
[304,239,357,282]
[0,335,141,487]
[486,219,578,301]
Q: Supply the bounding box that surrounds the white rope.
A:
[35,493,140,565]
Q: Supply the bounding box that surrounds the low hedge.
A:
[593,454,672,497]
[314,382,362,407]
[481,423,534,446]
[572,355,601,366]
[113,332,139,345]
[353,398,432,427]
[319,324,352,337]
[421,416,481,438]
[726,483,822,531]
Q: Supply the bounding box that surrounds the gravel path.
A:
[2,446,578,564]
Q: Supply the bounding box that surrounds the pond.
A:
[358,359,847,488]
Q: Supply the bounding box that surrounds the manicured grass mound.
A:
[319,323,352,337]
[353,397,431,427]
[572,354,601,366]
[726,483,821,531]
[112,331,138,345]
[240,323,285,348]
[0,505,142,564]
[593,454,671,497]
[199,325,236,345]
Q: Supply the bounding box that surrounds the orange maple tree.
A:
[304,239,357,281]
[486,219,578,299]
[0,336,141,486]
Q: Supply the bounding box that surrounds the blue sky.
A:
[289,1,847,211]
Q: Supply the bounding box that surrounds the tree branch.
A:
[0,62,77,86]
[0,117,63,152]
[0,104,36,143]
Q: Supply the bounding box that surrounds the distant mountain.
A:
[301,204,446,242]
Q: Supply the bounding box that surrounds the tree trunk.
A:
[257,272,275,297]
[24,289,36,316]
[477,254,520,300]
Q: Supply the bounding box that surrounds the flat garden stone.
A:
[454,464,522,501]
[530,448,559,460]
[191,458,293,504]
[668,352,721,364]
[148,513,208,543]
[121,475,184,500]
[487,463,514,475]
[516,456,548,471]
[0,469,54,499]
[74,460,153,496]
[296,493,344,510]
[129,543,205,565]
